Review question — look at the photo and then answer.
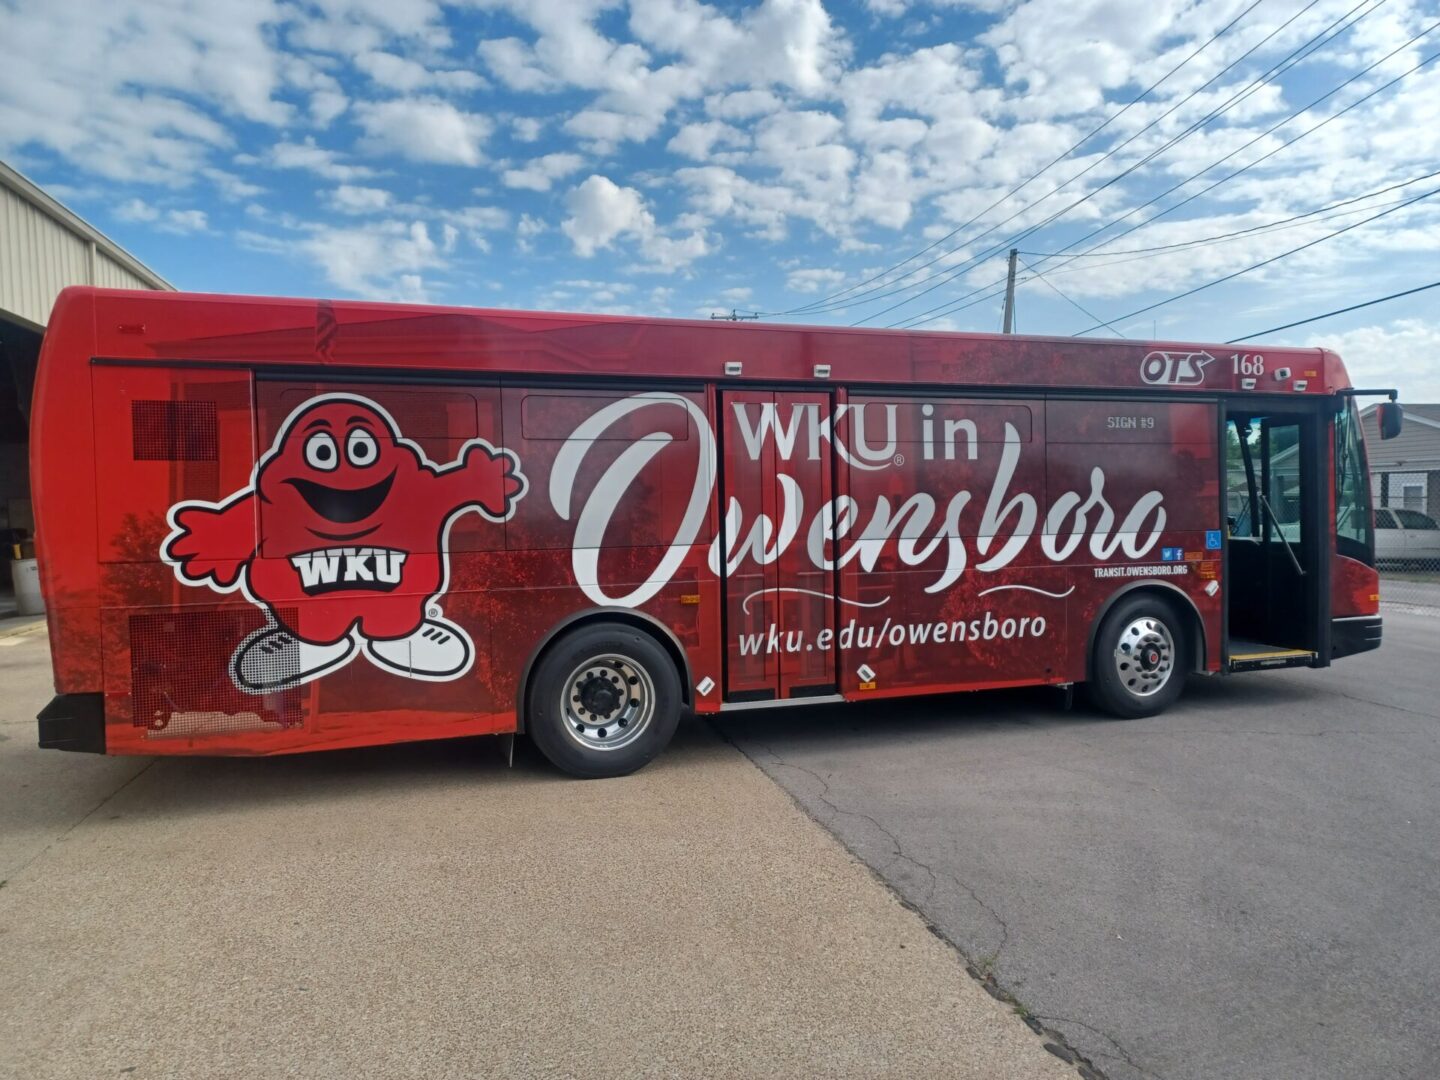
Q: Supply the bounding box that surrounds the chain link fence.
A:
[1376,502,1440,614]
[1373,460,1439,614]
[1364,402,1439,616]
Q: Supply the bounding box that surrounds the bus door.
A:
[718,390,837,701]
[1223,402,1328,670]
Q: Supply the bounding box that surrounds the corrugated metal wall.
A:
[0,180,163,327]
[93,250,153,291]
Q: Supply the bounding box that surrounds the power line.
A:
[903,17,1435,330]
[887,0,1407,329]
[857,0,1390,327]
[1020,259,1128,337]
[1225,279,1440,341]
[1037,194,1416,278]
[754,0,1272,319]
[1015,166,1440,262]
[756,0,1284,319]
[1068,183,1440,335]
[1030,30,1439,277]
[1027,186,1436,287]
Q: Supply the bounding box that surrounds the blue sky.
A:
[2,0,1438,397]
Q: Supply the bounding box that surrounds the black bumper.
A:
[37,693,106,753]
[1331,616,1382,660]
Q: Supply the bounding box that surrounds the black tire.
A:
[526,623,682,779]
[1087,594,1189,719]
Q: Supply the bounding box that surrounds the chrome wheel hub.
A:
[1113,617,1175,698]
[561,654,654,751]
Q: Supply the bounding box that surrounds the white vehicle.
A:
[1375,508,1440,569]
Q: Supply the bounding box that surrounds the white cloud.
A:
[355,51,488,93]
[475,0,847,153]
[502,152,586,191]
[705,89,784,120]
[516,211,547,251]
[310,89,351,125]
[562,175,652,257]
[667,121,748,161]
[564,109,667,151]
[115,198,208,232]
[354,97,493,165]
[477,37,562,92]
[202,168,265,200]
[0,0,293,183]
[262,137,375,180]
[329,184,394,213]
[511,116,545,142]
[296,218,449,300]
[786,267,847,293]
[1302,319,1440,403]
[441,205,511,249]
[162,209,209,233]
[561,174,710,270]
[115,198,159,222]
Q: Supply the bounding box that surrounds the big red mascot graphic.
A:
[162,393,527,693]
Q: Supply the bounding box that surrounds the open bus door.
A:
[1223,401,1330,671]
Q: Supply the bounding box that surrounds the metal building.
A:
[1364,402,1440,517]
[0,159,173,580]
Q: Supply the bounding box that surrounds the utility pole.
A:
[710,309,759,321]
[1001,248,1018,334]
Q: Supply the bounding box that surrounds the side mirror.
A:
[1378,401,1404,440]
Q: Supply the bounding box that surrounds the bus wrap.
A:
[31,288,1391,776]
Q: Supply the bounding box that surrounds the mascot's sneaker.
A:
[364,619,473,679]
[233,628,356,692]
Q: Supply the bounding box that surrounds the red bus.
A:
[31,288,1399,777]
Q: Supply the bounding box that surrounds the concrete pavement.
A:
[720,609,1440,1080]
[0,629,1072,1080]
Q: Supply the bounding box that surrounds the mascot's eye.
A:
[347,429,378,467]
[304,431,339,471]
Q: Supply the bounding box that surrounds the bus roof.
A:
[48,286,1351,397]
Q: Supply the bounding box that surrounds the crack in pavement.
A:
[1320,689,1440,722]
[946,869,1011,962]
[1036,1013,1162,1080]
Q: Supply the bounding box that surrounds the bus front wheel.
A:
[1088,595,1188,719]
[526,623,682,779]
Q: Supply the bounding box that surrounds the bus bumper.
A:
[1331,616,1382,660]
[37,693,106,753]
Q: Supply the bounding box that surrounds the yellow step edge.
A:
[1229,648,1316,661]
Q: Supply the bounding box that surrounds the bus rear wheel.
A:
[1088,595,1188,719]
[526,623,682,779]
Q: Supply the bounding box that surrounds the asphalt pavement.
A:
[0,624,1070,1080]
[719,607,1440,1080]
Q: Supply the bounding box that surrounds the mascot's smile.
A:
[286,469,395,524]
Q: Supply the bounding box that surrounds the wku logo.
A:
[161,394,526,693]
[1140,350,1214,386]
[289,548,407,594]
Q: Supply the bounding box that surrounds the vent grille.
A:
[130,608,303,734]
[132,400,218,461]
